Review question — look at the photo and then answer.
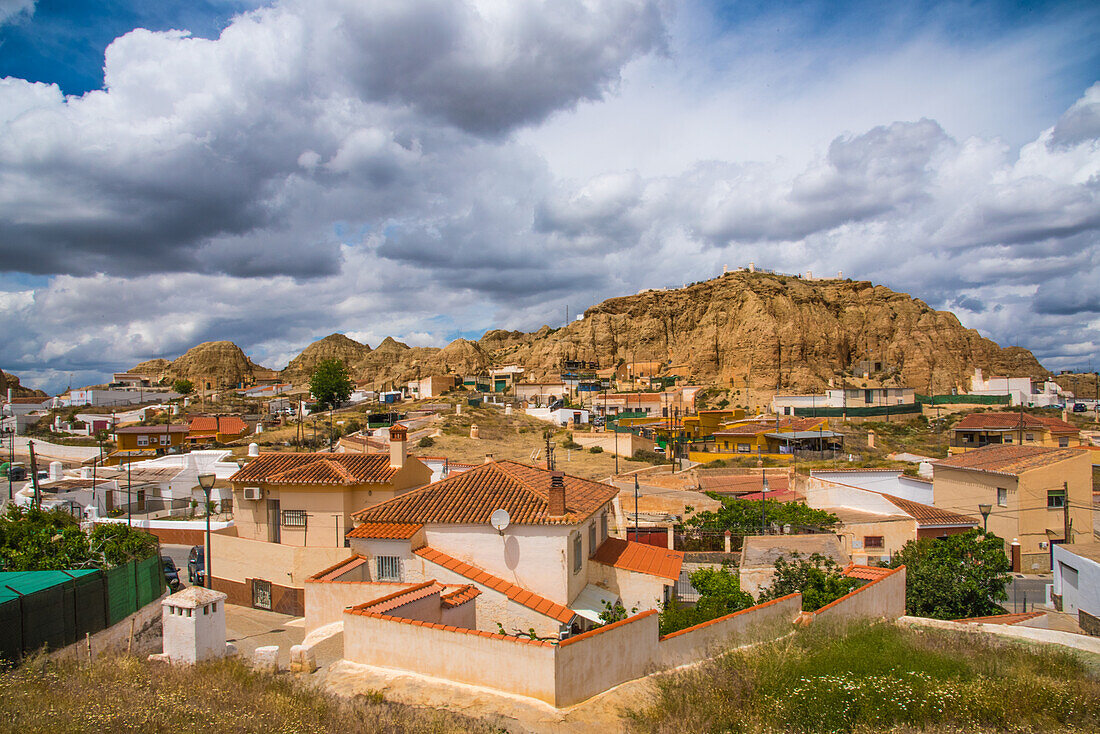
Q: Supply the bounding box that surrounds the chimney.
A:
[389,424,408,469]
[483,453,494,464]
[548,472,566,517]
[749,262,755,273]
[837,270,843,279]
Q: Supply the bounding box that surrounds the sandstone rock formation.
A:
[281,333,371,383]
[0,370,47,398]
[127,341,270,389]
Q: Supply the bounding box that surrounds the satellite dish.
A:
[490,508,511,534]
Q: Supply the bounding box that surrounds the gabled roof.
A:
[441,585,481,608]
[879,493,978,528]
[842,564,893,581]
[591,538,683,581]
[934,445,1087,476]
[953,412,1079,434]
[352,460,616,526]
[346,522,423,540]
[189,415,248,435]
[414,546,574,623]
[698,473,791,495]
[230,452,399,485]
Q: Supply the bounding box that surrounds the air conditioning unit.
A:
[243,486,263,501]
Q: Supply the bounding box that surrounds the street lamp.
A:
[197,473,216,589]
[978,503,992,532]
[761,468,769,535]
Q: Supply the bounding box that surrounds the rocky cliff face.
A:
[482,272,1046,395]
[281,333,371,383]
[132,341,270,389]
[0,370,47,398]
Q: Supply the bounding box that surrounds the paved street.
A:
[1006,574,1051,613]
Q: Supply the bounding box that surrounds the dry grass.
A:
[626,621,1100,734]
[0,653,495,734]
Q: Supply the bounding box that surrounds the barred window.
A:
[864,536,885,549]
[377,556,401,581]
[573,534,583,573]
[282,509,307,527]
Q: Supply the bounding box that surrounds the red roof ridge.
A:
[413,546,574,623]
[353,580,441,615]
[346,522,423,540]
[306,554,367,582]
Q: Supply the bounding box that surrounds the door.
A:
[1060,562,1080,614]
[251,579,272,610]
[267,499,281,543]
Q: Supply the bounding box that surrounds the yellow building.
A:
[932,445,1093,572]
[698,417,835,462]
[215,425,432,614]
[113,425,189,454]
[681,409,746,440]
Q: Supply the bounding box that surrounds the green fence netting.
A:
[792,402,923,418]
[915,393,1011,405]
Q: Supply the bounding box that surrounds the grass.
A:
[0,653,494,734]
[626,622,1100,733]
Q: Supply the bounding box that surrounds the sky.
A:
[0,0,1098,394]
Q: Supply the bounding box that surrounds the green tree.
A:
[0,505,158,571]
[172,378,193,395]
[885,529,1010,619]
[758,552,861,611]
[658,565,755,634]
[309,359,353,411]
[686,495,840,534]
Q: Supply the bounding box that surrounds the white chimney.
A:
[749,262,755,273]
[248,443,260,457]
[837,271,843,279]
[389,424,408,469]
[806,270,812,280]
[484,453,494,464]
[49,461,63,481]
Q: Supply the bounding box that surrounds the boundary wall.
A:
[811,566,906,623]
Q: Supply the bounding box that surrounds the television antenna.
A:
[490,508,511,535]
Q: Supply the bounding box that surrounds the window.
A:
[160,434,170,446]
[600,512,608,541]
[588,523,596,555]
[1025,433,1035,442]
[573,534,583,573]
[864,536,885,549]
[136,435,149,446]
[997,488,1008,507]
[282,509,307,527]
[376,556,401,581]
[1059,437,1070,448]
[1004,434,1014,443]
[1047,490,1067,509]
[737,443,751,453]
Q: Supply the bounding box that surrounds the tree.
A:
[686,495,840,534]
[0,505,157,571]
[309,359,353,411]
[172,378,193,395]
[885,529,1010,619]
[758,552,861,611]
[659,565,755,634]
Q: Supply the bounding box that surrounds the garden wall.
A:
[812,566,906,623]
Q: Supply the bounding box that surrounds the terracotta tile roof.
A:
[935,445,1087,476]
[113,425,188,434]
[879,493,978,527]
[440,584,482,608]
[359,581,444,615]
[413,546,574,623]
[188,415,248,435]
[698,474,791,494]
[954,412,1079,434]
[954,611,1045,625]
[307,555,370,582]
[591,538,683,581]
[736,489,803,502]
[842,564,894,581]
[346,522,423,540]
[230,452,399,485]
[352,460,616,526]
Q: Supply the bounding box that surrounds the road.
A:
[1006,574,1050,613]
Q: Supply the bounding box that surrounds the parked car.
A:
[1073,403,1087,412]
[187,545,205,586]
[162,556,182,593]
[4,463,26,481]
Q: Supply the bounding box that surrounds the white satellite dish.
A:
[490,508,511,535]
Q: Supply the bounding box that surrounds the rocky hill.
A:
[281,333,371,383]
[0,370,47,398]
[488,272,1045,397]
[126,273,1048,401]
[126,341,270,390]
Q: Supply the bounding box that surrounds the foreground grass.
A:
[627,622,1100,733]
[0,653,495,734]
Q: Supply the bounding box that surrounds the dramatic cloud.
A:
[0,0,1098,393]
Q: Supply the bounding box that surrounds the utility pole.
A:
[28,440,39,508]
[633,474,640,540]
[1064,481,1072,544]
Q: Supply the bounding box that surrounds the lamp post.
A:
[761,468,769,535]
[978,503,992,532]
[633,473,640,541]
[197,473,216,588]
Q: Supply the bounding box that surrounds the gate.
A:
[251,579,272,610]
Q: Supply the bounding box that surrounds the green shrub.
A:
[417,436,435,448]
[588,446,603,454]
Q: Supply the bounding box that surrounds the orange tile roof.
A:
[358,581,443,615]
[698,474,791,494]
[954,412,1079,434]
[440,584,482,608]
[346,522,423,540]
[352,460,616,526]
[842,564,894,581]
[189,415,249,435]
[879,493,978,527]
[307,555,370,582]
[413,546,574,623]
[591,538,683,581]
[935,445,1087,476]
[230,452,399,485]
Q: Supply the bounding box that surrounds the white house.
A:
[526,406,590,427]
[968,368,1065,407]
[1052,542,1100,635]
[339,461,682,637]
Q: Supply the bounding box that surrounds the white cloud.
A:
[0,0,34,26]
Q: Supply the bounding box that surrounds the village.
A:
[3,301,1100,730]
